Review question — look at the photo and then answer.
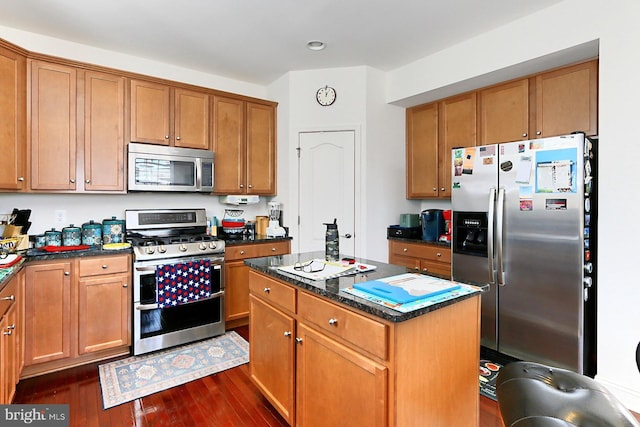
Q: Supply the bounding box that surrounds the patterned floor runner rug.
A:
[99,331,249,409]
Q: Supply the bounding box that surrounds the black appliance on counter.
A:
[126,208,225,355]
[421,209,445,242]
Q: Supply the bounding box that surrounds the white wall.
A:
[385,0,640,412]
[267,66,410,262]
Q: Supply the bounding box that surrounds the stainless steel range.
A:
[126,208,225,355]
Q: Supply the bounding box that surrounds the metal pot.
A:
[82,220,102,246]
[102,216,125,244]
[62,224,82,246]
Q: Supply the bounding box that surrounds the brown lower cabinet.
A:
[22,254,131,378]
[0,269,23,404]
[224,239,291,329]
[388,239,451,278]
[249,269,481,426]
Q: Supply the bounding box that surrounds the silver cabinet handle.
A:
[436,252,441,257]
[536,131,542,135]
[86,179,91,184]
[165,135,170,139]
[295,337,303,344]
[271,247,276,251]
[328,318,338,326]
[0,295,15,301]
[7,324,15,330]
[176,136,181,140]
[240,250,245,255]
[240,184,244,188]
[440,187,446,191]
[283,331,292,337]
[17,177,24,182]
[263,287,270,293]
[123,283,128,288]
[70,179,75,183]
[64,271,70,276]
[403,248,408,252]
[248,184,252,188]
[3,330,11,336]
[102,264,108,269]
[432,187,437,191]
[522,133,528,137]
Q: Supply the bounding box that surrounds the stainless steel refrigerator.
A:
[451,133,596,376]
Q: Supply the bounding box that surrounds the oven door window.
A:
[138,263,222,339]
[134,157,195,187]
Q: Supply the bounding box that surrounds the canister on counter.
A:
[255,216,269,236]
[102,216,125,244]
[62,224,82,246]
[82,220,102,246]
[44,228,62,246]
[34,234,46,248]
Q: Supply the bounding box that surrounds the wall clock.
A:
[316,86,337,106]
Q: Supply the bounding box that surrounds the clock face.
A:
[316,86,336,106]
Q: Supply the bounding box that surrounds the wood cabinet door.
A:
[246,102,276,195]
[296,323,387,427]
[439,92,477,199]
[212,96,245,194]
[78,274,130,354]
[30,60,77,190]
[83,71,125,191]
[130,79,171,145]
[479,79,529,145]
[1,300,17,404]
[0,45,26,190]
[535,60,598,137]
[249,295,295,425]
[224,260,250,323]
[174,88,210,149]
[406,102,439,198]
[24,261,73,366]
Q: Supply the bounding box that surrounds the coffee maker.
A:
[421,209,445,242]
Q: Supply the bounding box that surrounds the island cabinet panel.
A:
[0,44,26,191]
[249,295,295,426]
[0,270,23,404]
[296,323,387,427]
[248,268,480,427]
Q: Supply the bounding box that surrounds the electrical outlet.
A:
[54,210,66,225]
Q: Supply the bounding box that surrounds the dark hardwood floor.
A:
[12,326,637,426]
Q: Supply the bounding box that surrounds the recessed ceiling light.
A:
[307,40,326,51]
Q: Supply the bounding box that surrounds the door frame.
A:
[292,125,362,257]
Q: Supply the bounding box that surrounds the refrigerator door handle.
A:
[496,187,505,286]
[488,187,496,285]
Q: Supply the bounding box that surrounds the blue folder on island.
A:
[353,274,461,304]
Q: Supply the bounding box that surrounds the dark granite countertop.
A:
[24,246,133,261]
[223,234,292,246]
[245,251,481,323]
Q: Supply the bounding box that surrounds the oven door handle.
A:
[135,266,158,272]
[135,291,225,311]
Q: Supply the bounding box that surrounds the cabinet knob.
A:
[422,267,428,272]
[64,271,70,276]
[283,331,292,337]
[522,133,528,137]
[263,287,270,293]
[295,337,303,344]
[0,295,15,301]
[240,250,245,255]
[440,187,446,191]
[123,283,128,288]
[7,324,15,330]
[403,248,408,252]
[432,187,437,191]
[102,264,108,269]
[271,247,276,251]
[165,135,170,139]
[436,252,441,257]
[70,179,75,183]
[86,179,91,184]
[248,184,252,188]
[17,177,24,182]
[328,318,338,326]
[536,131,542,136]
[3,330,11,336]
[176,136,181,140]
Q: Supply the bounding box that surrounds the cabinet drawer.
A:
[389,240,451,263]
[249,271,296,313]
[79,254,130,277]
[225,240,290,261]
[298,291,388,360]
[0,278,17,318]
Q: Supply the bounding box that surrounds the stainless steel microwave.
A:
[128,142,214,192]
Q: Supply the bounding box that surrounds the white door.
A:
[298,130,355,256]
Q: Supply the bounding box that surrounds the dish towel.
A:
[156,259,212,307]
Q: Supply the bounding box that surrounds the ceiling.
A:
[0,0,565,86]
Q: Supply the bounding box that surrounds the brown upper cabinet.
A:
[0,43,26,191]
[406,92,476,199]
[407,59,598,199]
[29,60,126,193]
[212,96,276,195]
[130,79,210,149]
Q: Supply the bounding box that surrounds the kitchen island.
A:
[245,252,482,427]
